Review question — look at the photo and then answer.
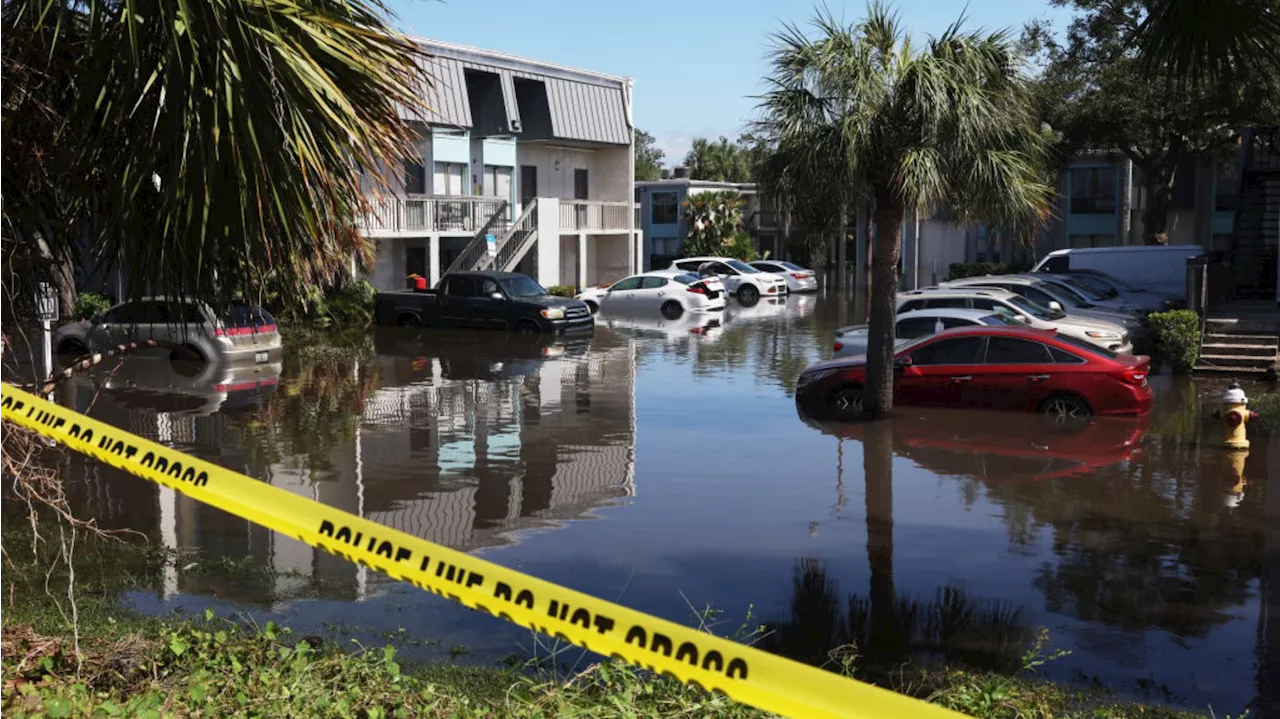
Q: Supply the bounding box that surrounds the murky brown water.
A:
[51,291,1277,716]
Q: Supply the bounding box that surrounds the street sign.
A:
[37,282,58,321]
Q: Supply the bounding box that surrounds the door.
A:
[632,276,672,311]
[968,335,1057,410]
[705,261,739,292]
[573,168,589,228]
[520,165,537,203]
[898,335,986,407]
[602,276,643,308]
[473,276,508,329]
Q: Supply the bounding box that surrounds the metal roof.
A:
[401,40,631,145]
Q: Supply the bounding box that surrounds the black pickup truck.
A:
[373,271,594,335]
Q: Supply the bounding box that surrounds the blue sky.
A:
[385,0,1073,165]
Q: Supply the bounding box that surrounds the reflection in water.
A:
[51,292,1276,715]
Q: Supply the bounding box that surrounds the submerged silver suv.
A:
[897,287,1133,353]
[55,296,282,366]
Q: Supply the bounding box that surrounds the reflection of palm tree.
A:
[863,419,898,656]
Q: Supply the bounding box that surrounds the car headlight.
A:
[1085,330,1119,339]
[797,368,837,389]
[540,308,565,320]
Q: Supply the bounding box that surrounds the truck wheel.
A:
[660,301,683,319]
[738,284,760,306]
[514,320,540,335]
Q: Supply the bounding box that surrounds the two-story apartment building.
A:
[634,177,776,270]
[361,39,642,292]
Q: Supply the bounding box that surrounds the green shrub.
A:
[1147,310,1201,374]
[1252,391,1279,430]
[73,292,112,320]
[546,284,576,298]
[725,230,764,261]
[944,261,1029,281]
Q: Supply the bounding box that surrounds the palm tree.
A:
[2,0,428,317]
[1136,0,1280,86]
[757,3,1051,417]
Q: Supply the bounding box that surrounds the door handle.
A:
[1027,374,1050,383]
[949,375,972,383]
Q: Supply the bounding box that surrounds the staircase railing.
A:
[493,201,540,272]
[442,200,512,276]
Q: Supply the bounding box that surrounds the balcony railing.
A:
[360,195,509,233]
[559,200,634,232]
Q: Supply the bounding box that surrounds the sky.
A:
[385,0,1074,166]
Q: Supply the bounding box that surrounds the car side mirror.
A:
[894,356,913,367]
[490,292,506,301]
[1048,301,1063,313]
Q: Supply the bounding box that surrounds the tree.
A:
[1135,0,1280,87]
[634,129,665,181]
[1033,0,1280,245]
[681,190,745,256]
[684,136,754,182]
[2,0,428,318]
[759,4,1051,417]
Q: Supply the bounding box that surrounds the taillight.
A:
[1118,367,1147,385]
[791,273,806,279]
[834,342,844,352]
[215,324,277,337]
[687,285,707,295]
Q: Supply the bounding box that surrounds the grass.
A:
[0,514,1222,719]
[1251,390,1279,431]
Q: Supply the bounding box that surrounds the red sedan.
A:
[796,326,1153,420]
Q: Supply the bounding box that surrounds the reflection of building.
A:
[64,331,638,607]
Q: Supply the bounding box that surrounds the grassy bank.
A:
[1,519,1214,718]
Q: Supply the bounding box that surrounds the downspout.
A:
[625,78,637,273]
[1117,157,1133,244]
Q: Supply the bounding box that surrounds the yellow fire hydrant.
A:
[1221,382,1260,450]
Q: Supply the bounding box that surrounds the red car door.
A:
[969,335,1058,411]
[896,336,986,407]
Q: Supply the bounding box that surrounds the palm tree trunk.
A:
[1143,168,1176,244]
[862,200,874,308]
[862,419,896,656]
[866,193,904,418]
[836,199,848,289]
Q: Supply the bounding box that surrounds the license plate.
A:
[254,351,269,364]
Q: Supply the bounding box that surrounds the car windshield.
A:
[979,313,1021,326]
[1007,295,1063,320]
[670,273,700,285]
[223,306,276,328]
[726,260,760,274]
[1065,274,1119,298]
[1039,280,1090,308]
[499,276,548,298]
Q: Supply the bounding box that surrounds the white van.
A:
[1032,245,1205,298]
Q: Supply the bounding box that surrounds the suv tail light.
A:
[214,324,277,337]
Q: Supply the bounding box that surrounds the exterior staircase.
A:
[1228,126,1280,301]
[443,199,539,275]
[1195,317,1280,376]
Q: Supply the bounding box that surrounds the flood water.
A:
[53,292,1277,717]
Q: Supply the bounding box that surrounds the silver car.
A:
[55,296,282,367]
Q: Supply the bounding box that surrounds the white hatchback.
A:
[576,271,726,319]
[669,257,788,305]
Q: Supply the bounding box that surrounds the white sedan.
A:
[668,257,788,305]
[576,271,726,319]
[750,260,818,293]
[833,307,1023,358]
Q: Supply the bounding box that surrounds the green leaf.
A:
[189,683,208,702]
[169,636,189,656]
[46,697,74,718]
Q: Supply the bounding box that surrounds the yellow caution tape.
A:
[1,382,965,719]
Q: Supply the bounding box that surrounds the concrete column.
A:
[632,230,644,274]
[428,234,441,286]
[1118,159,1134,245]
[536,197,561,287]
[577,233,588,290]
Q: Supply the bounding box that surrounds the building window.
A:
[651,192,679,224]
[574,168,589,200]
[1070,167,1116,214]
[1068,234,1114,248]
[433,162,465,195]
[404,160,426,194]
